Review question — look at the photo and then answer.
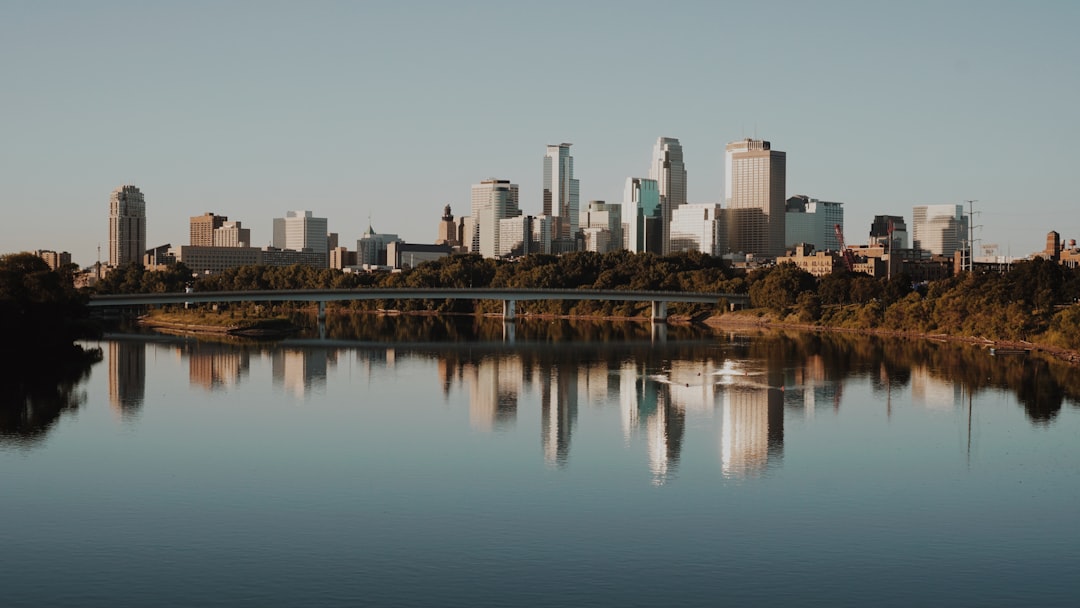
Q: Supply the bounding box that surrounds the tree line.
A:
[92,249,1080,348]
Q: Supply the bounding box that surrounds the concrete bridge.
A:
[88,287,748,323]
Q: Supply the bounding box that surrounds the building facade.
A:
[213,221,251,247]
[669,203,725,255]
[725,139,786,258]
[870,215,909,251]
[650,137,687,254]
[471,179,521,258]
[108,185,147,267]
[785,195,843,252]
[190,213,227,246]
[581,200,623,254]
[912,204,967,256]
[543,143,580,245]
[356,225,402,267]
[621,177,662,254]
[272,210,329,267]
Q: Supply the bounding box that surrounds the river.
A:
[2,317,1079,607]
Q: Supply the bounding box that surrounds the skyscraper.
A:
[912,204,967,256]
[543,143,580,246]
[621,177,661,253]
[724,139,786,258]
[272,210,329,267]
[471,179,521,258]
[108,185,146,267]
[649,137,687,254]
[190,212,227,246]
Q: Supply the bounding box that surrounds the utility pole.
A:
[965,200,978,272]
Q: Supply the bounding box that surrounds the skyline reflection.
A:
[85,324,1080,480]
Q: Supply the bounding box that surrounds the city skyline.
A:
[3,1,1078,265]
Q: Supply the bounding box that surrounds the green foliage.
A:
[748,263,816,313]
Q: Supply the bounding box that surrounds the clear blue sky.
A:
[3,0,1078,266]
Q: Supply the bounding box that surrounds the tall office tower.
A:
[911,204,967,256]
[108,185,147,267]
[724,139,786,258]
[543,143,580,245]
[471,179,521,258]
[785,195,844,251]
[869,215,909,251]
[669,203,725,255]
[621,177,662,253]
[649,137,687,254]
[213,221,251,247]
[272,210,329,267]
[190,212,227,246]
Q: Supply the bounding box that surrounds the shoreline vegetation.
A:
[136,305,1080,367]
[94,249,1079,366]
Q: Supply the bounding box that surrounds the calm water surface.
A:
[3,318,1080,607]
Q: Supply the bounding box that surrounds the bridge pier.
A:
[651,301,668,324]
[317,301,326,322]
[503,299,516,321]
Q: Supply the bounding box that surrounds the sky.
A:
[2,0,1078,267]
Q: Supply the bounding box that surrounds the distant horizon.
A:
[4,1,1077,265]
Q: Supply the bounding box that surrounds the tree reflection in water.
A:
[0,347,101,448]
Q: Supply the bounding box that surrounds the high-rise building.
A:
[543,143,580,245]
[621,177,662,253]
[356,224,402,267]
[785,195,843,252]
[912,204,967,256]
[272,210,329,267]
[650,137,687,254]
[669,203,725,255]
[869,215,909,251]
[35,250,72,270]
[108,185,147,267]
[471,179,521,258]
[190,213,228,246]
[213,221,251,247]
[581,200,623,254]
[724,139,786,258]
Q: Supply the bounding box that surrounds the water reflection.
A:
[0,348,100,447]
[20,320,1080,465]
[108,340,145,418]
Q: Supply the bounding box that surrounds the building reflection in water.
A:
[721,385,784,478]
[467,356,521,432]
[184,344,250,391]
[108,341,145,419]
[272,348,331,399]
[540,362,578,468]
[910,365,961,410]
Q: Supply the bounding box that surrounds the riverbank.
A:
[704,311,1080,366]
[137,311,297,337]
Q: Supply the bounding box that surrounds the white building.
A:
[471,179,520,258]
[912,204,967,256]
[213,221,251,247]
[650,137,687,254]
[272,210,329,267]
[670,203,725,255]
[581,200,623,254]
[543,143,580,244]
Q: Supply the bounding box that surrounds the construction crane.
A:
[834,223,856,272]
